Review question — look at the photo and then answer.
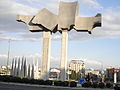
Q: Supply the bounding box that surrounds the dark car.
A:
[114,82,120,90]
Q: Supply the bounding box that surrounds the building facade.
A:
[106,67,120,82]
[69,60,85,73]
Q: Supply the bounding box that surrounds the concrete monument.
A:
[16,1,101,81]
[11,57,39,79]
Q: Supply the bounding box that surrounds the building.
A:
[68,60,85,79]
[85,69,101,76]
[0,66,10,75]
[106,67,120,82]
[69,60,85,73]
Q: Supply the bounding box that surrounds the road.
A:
[0,82,114,90]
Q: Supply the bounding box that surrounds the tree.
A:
[69,70,81,80]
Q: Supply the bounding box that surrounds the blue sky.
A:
[0,0,120,69]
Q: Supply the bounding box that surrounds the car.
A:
[114,82,120,90]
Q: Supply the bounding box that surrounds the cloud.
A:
[81,0,103,10]
[0,54,7,58]
[81,58,103,69]
[103,7,120,31]
[83,59,101,65]
[46,0,59,13]
[68,6,120,41]
[0,34,42,42]
[0,0,38,33]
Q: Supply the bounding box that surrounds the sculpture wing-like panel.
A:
[16,15,43,32]
[16,1,101,34]
[32,8,58,31]
[58,1,79,30]
[74,13,101,33]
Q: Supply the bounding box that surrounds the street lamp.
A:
[6,39,11,75]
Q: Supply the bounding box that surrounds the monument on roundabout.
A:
[16,1,101,81]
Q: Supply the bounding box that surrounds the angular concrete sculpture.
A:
[10,57,40,79]
[16,1,101,81]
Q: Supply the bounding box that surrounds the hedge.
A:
[0,75,78,87]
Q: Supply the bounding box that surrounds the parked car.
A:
[114,82,120,90]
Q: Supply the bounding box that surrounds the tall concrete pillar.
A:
[40,31,51,80]
[60,30,68,81]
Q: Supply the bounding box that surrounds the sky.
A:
[0,0,120,69]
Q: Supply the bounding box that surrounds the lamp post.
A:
[6,39,11,75]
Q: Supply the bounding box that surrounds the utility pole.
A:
[6,39,11,75]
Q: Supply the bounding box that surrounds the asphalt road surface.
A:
[0,82,114,90]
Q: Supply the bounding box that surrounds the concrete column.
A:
[28,64,31,79]
[20,57,24,77]
[60,30,68,81]
[14,59,17,76]
[24,59,27,77]
[114,71,117,83]
[41,31,51,80]
[17,58,20,76]
[34,59,39,79]
[11,58,14,76]
[31,64,34,79]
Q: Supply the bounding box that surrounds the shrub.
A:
[82,82,86,87]
[30,79,42,85]
[62,81,69,87]
[106,83,113,88]
[54,81,62,86]
[11,76,22,83]
[0,75,14,82]
[82,82,91,88]
[92,82,98,88]
[44,80,53,85]
[21,78,30,84]
[38,79,45,85]
[29,79,37,84]
[70,81,77,87]
[98,82,105,88]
